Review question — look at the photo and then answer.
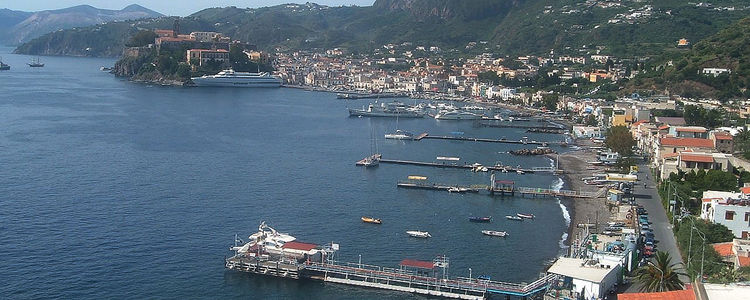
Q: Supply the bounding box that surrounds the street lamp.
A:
[468,267,472,280]
[358,254,362,269]
[648,260,664,292]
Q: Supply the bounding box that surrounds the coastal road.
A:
[622,162,688,293]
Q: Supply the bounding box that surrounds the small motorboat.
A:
[469,216,492,223]
[361,216,382,224]
[516,170,525,175]
[482,230,507,237]
[517,213,535,219]
[406,230,431,238]
[506,215,524,221]
[448,186,471,193]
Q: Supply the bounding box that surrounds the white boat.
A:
[517,213,535,219]
[230,222,319,258]
[349,101,425,118]
[482,230,508,237]
[434,110,482,120]
[506,215,524,221]
[463,105,486,111]
[406,230,431,238]
[385,129,414,140]
[191,69,281,87]
[516,169,525,175]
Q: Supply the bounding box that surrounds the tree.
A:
[542,93,559,111]
[125,30,158,47]
[584,114,598,126]
[478,71,500,85]
[635,251,686,292]
[605,126,636,156]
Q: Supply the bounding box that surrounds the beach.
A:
[553,140,612,250]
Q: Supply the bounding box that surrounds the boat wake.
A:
[552,177,571,249]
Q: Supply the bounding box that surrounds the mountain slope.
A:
[1,4,162,46]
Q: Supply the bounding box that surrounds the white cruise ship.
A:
[191,69,281,87]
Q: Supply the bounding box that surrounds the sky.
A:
[1,0,376,16]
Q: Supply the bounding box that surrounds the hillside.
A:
[660,16,750,100]
[13,0,750,58]
[1,4,162,46]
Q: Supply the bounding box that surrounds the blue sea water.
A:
[0,48,568,299]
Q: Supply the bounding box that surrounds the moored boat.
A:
[361,216,382,224]
[506,215,523,221]
[191,69,281,87]
[384,129,414,140]
[406,230,431,238]
[482,230,507,237]
[469,216,492,223]
[517,213,535,219]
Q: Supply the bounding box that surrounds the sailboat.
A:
[356,127,381,167]
[27,57,44,67]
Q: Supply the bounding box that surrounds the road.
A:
[621,162,689,293]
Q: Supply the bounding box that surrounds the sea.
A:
[0,47,569,299]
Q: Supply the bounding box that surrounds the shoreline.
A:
[552,139,610,250]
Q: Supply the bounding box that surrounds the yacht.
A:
[384,129,414,140]
[191,69,281,87]
[349,101,425,118]
[434,110,482,120]
[231,222,306,256]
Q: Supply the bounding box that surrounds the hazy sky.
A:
[1,0,376,16]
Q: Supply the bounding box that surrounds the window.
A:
[726,211,735,220]
[745,212,750,222]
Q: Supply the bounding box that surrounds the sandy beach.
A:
[552,140,613,251]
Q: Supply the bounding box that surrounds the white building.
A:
[547,257,621,300]
[700,189,750,238]
[701,68,731,77]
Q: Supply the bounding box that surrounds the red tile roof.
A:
[660,137,714,148]
[632,120,649,127]
[617,289,695,300]
[659,125,670,130]
[675,127,707,133]
[739,256,750,267]
[281,241,318,251]
[712,242,734,257]
[742,187,750,194]
[400,259,435,269]
[680,154,714,163]
[714,132,733,140]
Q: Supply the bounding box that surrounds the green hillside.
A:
[662,17,750,99]
[13,0,750,58]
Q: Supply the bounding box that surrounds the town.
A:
[115,21,750,300]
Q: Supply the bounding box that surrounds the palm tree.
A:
[635,251,687,292]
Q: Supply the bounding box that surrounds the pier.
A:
[227,254,558,299]
[378,158,552,174]
[411,132,567,146]
[395,175,605,199]
[477,121,566,130]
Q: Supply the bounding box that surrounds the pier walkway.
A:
[227,256,557,299]
[516,186,608,199]
[378,158,556,174]
[411,133,567,146]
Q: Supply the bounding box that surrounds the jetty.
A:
[377,158,557,174]
[410,133,567,146]
[477,121,565,130]
[395,174,604,199]
[227,251,557,299]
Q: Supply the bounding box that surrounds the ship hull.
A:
[191,77,281,88]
